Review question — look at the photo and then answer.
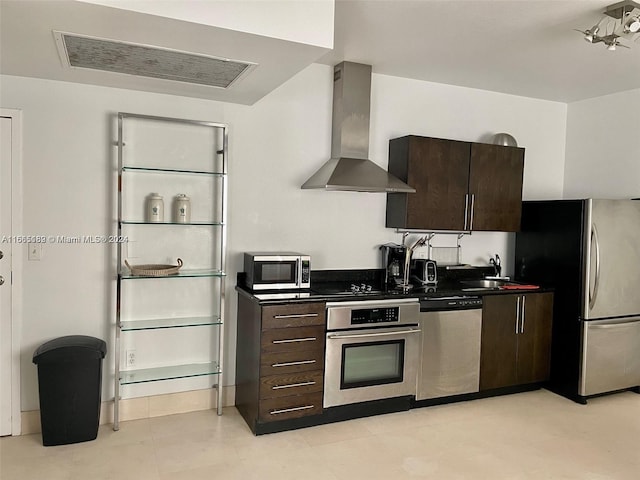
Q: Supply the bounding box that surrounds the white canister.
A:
[174,194,191,223]
[147,193,164,223]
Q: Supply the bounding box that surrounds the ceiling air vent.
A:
[53,31,255,88]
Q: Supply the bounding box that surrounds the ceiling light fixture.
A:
[576,0,640,51]
[623,14,640,32]
[576,21,604,42]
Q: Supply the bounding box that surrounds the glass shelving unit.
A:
[119,362,221,385]
[120,316,222,331]
[114,112,227,430]
[119,269,226,280]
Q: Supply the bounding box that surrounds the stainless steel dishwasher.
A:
[417,296,483,400]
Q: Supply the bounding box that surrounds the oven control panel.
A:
[351,307,399,325]
[326,298,420,331]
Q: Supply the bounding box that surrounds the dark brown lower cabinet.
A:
[235,296,326,434]
[480,292,553,391]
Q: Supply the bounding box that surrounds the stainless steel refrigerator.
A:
[515,199,640,403]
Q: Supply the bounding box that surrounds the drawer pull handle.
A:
[272,337,317,344]
[273,313,319,319]
[272,381,316,390]
[272,360,316,367]
[270,405,315,415]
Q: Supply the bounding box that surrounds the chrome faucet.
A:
[489,254,502,277]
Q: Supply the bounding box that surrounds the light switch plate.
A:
[27,243,42,261]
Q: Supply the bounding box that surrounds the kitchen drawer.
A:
[259,370,324,399]
[260,348,325,377]
[261,326,325,354]
[262,303,326,329]
[258,392,323,422]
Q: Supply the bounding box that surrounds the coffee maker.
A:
[380,243,407,289]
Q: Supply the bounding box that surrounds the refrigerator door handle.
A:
[589,225,601,310]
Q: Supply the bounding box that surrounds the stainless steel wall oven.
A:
[323,299,421,408]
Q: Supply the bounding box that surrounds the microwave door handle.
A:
[296,257,301,287]
[589,225,601,311]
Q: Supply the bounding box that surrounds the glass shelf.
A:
[120,316,222,331]
[120,220,224,226]
[119,362,221,385]
[120,268,225,279]
[122,166,226,176]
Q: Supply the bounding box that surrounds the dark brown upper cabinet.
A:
[386,135,525,232]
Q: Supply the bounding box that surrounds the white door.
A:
[0,116,13,435]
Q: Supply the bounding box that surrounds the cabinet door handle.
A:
[469,194,476,231]
[520,295,526,334]
[515,296,520,334]
[464,194,470,230]
[273,313,319,319]
[272,381,316,390]
[270,405,315,415]
[271,360,316,367]
[272,337,317,344]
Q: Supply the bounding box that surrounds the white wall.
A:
[1,76,228,410]
[78,0,335,48]
[227,65,567,273]
[1,64,567,412]
[564,88,640,199]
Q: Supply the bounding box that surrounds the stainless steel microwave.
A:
[244,252,311,290]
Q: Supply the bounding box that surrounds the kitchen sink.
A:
[461,279,520,290]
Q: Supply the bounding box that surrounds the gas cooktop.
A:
[312,283,382,296]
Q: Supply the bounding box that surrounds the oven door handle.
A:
[327,328,421,340]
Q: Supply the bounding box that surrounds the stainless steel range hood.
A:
[301,62,415,193]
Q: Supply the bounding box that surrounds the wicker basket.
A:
[124,258,183,277]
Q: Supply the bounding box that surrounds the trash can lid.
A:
[33,335,107,364]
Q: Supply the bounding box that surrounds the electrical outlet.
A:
[126,349,136,367]
[413,248,428,259]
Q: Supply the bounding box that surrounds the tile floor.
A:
[1,389,639,480]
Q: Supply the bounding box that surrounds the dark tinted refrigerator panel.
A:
[515,200,587,401]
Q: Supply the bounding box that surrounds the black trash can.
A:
[32,335,107,446]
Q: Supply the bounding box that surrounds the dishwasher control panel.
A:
[420,296,482,312]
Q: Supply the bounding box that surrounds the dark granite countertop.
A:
[236,267,553,305]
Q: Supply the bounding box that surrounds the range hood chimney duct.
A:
[301,62,415,193]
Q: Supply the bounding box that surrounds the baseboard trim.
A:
[20,385,235,435]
